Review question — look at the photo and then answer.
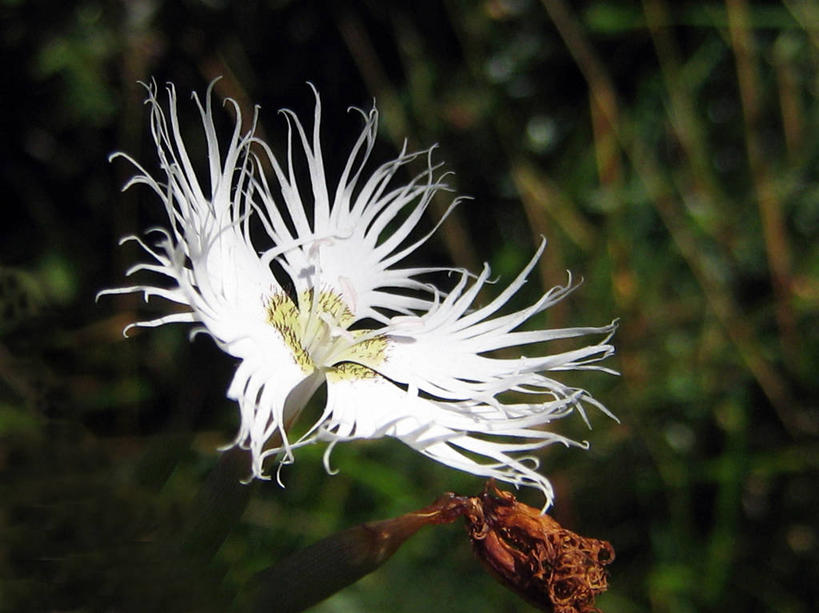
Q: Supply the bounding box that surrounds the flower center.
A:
[265,288,387,377]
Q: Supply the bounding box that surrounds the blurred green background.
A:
[2,0,817,611]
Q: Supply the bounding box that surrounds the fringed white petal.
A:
[226,350,318,479]
[107,82,319,476]
[250,91,462,323]
[311,373,592,507]
[361,240,617,423]
[110,82,280,347]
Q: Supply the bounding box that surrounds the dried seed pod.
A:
[462,482,614,613]
[246,483,614,613]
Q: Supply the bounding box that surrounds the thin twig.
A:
[726,0,797,366]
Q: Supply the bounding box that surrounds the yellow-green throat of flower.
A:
[265,289,387,381]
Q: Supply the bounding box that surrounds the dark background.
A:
[1,0,817,611]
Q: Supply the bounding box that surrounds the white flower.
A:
[102,81,617,507]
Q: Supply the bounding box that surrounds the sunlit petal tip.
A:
[121,323,138,338]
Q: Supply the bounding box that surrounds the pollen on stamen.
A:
[316,290,354,328]
[327,362,380,382]
[265,292,314,373]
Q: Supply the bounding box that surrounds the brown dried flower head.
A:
[252,481,614,612]
[461,482,614,613]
